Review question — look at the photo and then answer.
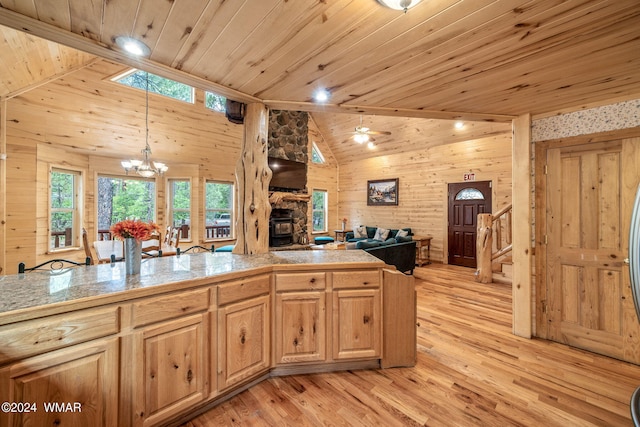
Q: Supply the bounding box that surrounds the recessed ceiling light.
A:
[313,89,330,103]
[377,0,422,12]
[454,121,464,129]
[115,36,151,57]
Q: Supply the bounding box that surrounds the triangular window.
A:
[311,142,325,164]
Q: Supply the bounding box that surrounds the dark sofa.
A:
[345,226,416,274]
[363,240,417,275]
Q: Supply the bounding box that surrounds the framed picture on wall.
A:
[367,178,399,206]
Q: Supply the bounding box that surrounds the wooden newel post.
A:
[476,213,493,283]
[233,102,272,255]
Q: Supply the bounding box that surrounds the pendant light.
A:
[121,71,168,178]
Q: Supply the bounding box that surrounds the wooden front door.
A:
[448,181,492,268]
[539,135,640,364]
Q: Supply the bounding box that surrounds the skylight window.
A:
[114,69,194,103]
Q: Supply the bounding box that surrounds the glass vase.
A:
[124,237,142,275]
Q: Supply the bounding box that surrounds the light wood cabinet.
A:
[274,272,327,365]
[132,313,208,427]
[0,337,119,427]
[332,271,382,360]
[0,262,415,427]
[217,275,271,391]
[275,290,326,364]
[129,288,211,427]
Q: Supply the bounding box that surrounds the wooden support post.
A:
[233,102,272,255]
[0,97,5,275]
[512,114,532,338]
[476,213,493,283]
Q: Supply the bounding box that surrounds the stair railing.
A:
[476,204,512,283]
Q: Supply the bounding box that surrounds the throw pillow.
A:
[373,227,390,241]
[354,226,368,239]
[396,229,409,238]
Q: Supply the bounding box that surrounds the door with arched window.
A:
[447,181,492,267]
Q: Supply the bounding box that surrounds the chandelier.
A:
[121,71,168,178]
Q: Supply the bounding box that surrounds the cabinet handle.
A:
[309,277,316,283]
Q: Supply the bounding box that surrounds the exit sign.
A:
[464,173,476,181]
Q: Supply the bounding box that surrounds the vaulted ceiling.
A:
[0,0,639,161]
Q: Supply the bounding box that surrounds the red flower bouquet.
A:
[110,219,159,241]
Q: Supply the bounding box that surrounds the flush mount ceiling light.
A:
[313,88,330,103]
[121,72,168,178]
[115,36,151,57]
[377,0,422,12]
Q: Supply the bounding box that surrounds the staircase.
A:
[492,255,512,284]
[476,204,512,284]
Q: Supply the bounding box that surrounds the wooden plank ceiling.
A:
[0,0,639,161]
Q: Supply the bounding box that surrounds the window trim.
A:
[168,178,193,242]
[49,167,83,252]
[311,189,328,234]
[204,179,235,242]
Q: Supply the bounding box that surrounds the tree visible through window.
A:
[312,190,327,232]
[205,91,226,113]
[97,176,156,237]
[170,179,191,240]
[205,181,233,239]
[115,70,194,103]
[50,169,81,250]
[311,142,325,164]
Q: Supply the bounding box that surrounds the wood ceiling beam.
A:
[264,101,516,122]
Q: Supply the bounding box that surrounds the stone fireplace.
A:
[268,110,309,246]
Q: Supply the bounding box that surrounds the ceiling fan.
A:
[350,115,391,145]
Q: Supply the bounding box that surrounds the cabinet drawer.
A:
[275,272,326,292]
[332,270,380,289]
[0,306,120,364]
[132,287,210,328]
[217,274,270,306]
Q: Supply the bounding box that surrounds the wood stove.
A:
[270,209,293,247]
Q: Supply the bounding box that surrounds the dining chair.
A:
[168,227,180,248]
[19,257,91,273]
[142,230,162,258]
[177,245,215,255]
[82,228,96,265]
[163,225,172,245]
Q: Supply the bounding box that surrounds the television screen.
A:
[268,157,307,191]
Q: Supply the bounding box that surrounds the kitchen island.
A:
[0,251,415,427]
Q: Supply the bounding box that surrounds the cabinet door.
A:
[133,313,207,427]
[217,294,270,391]
[0,337,119,427]
[275,291,326,364]
[332,289,381,360]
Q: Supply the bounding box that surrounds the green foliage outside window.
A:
[117,70,193,103]
[205,91,226,113]
[205,182,233,239]
[98,177,155,227]
[50,170,78,249]
[312,190,327,232]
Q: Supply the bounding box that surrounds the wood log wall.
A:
[338,133,513,263]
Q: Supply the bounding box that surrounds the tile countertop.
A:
[0,250,384,320]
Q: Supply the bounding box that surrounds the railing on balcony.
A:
[54,226,231,248]
[50,228,72,248]
[476,204,512,283]
[205,225,231,239]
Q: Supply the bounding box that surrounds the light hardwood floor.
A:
[181,264,640,426]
